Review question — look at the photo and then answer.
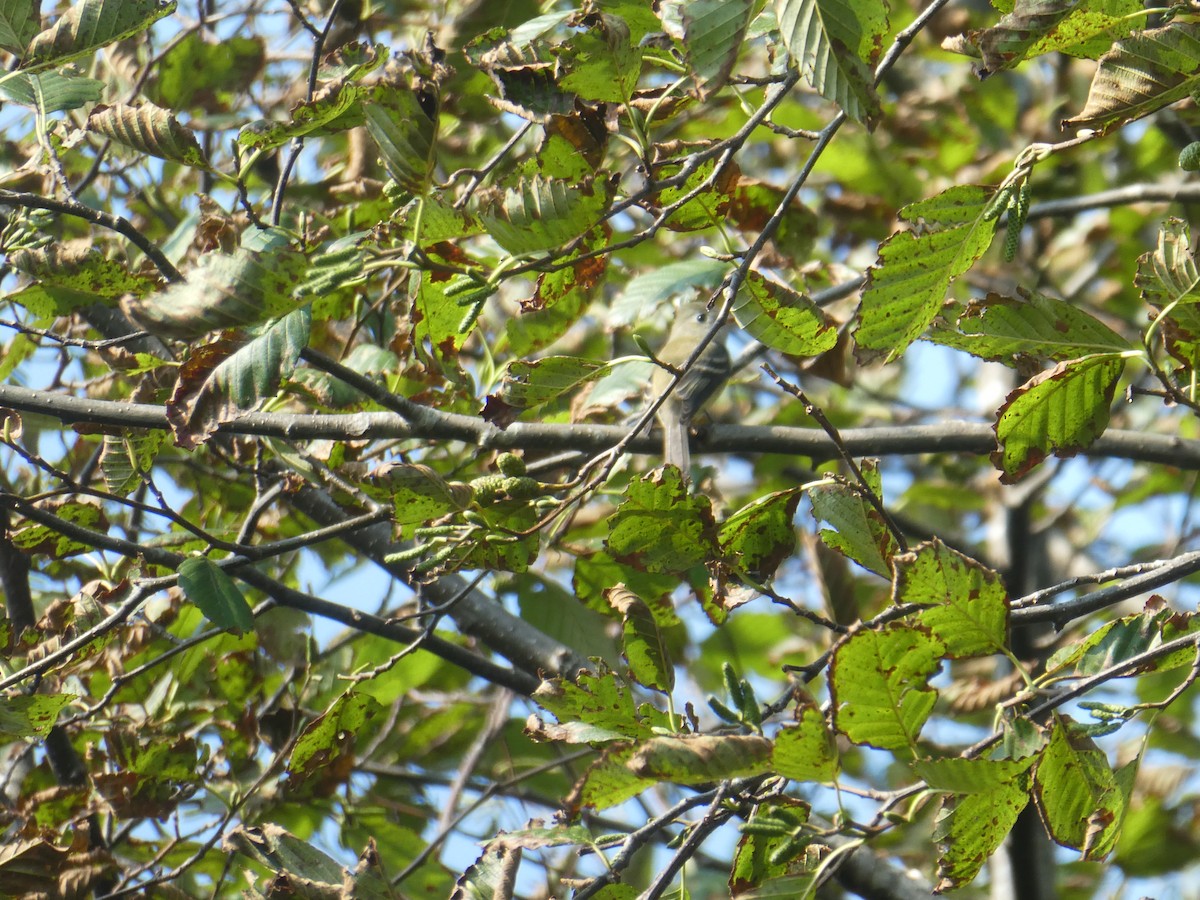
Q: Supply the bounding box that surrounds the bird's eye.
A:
[695,312,708,324]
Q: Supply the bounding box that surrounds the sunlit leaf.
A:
[933,776,1031,889]
[128,244,308,340]
[930,290,1132,364]
[735,272,838,356]
[856,185,997,361]
[1033,717,1129,858]
[808,463,898,578]
[902,539,1009,658]
[478,175,611,254]
[606,467,720,575]
[992,354,1125,482]
[0,694,71,738]
[830,623,944,755]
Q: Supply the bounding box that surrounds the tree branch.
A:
[5,381,1200,469]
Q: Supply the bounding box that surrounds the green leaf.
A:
[128,244,309,340]
[506,239,607,354]
[606,467,720,575]
[830,623,944,755]
[808,463,898,578]
[363,80,438,195]
[0,694,72,738]
[656,158,739,232]
[1137,218,1200,305]
[992,354,1125,483]
[930,290,1133,364]
[237,82,366,153]
[152,32,265,111]
[363,463,467,540]
[574,552,683,621]
[177,556,255,635]
[1136,218,1200,368]
[681,0,754,98]
[463,26,574,120]
[566,743,657,813]
[718,488,802,581]
[87,102,208,168]
[901,539,1009,658]
[1025,0,1143,59]
[933,777,1031,890]
[499,356,613,409]
[533,669,660,741]
[557,12,642,103]
[627,735,773,784]
[731,799,812,891]
[913,755,1037,793]
[5,244,157,312]
[735,272,838,356]
[971,0,1099,74]
[0,0,38,54]
[0,69,104,111]
[1044,602,1200,678]
[227,823,345,887]
[771,704,839,782]
[100,430,167,497]
[856,185,997,360]
[286,691,384,792]
[1033,717,1127,858]
[24,0,176,72]
[774,0,887,125]
[478,175,610,255]
[1062,23,1200,134]
[607,585,674,693]
[167,306,311,450]
[10,500,108,558]
[615,258,727,318]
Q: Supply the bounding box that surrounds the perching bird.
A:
[650,300,732,474]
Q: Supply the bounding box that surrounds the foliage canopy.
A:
[4,0,1200,897]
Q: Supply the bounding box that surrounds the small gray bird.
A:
[650,300,732,474]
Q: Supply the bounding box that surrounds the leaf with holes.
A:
[830,623,944,755]
[735,272,837,356]
[992,354,1125,482]
[930,290,1132,365]
[856,185,997,361]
